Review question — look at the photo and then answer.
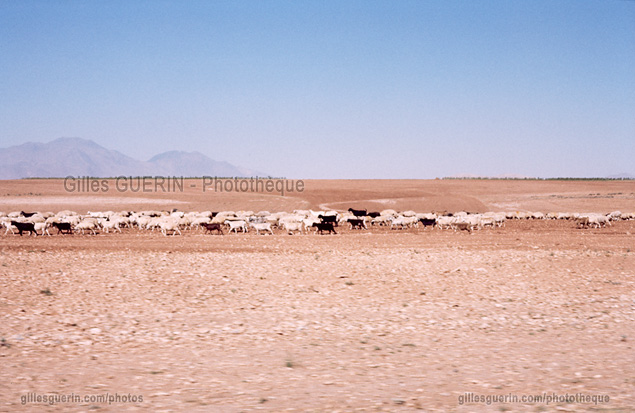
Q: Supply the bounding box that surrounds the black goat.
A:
[318,214,338,227]
[20,211,37,218]
[312,222,337,234]
[51,222,73,235]
[348,218,366,230]
[348,208,367,217]
[11,221,37,236]
[419,218,436,229]
[201,223,224,235]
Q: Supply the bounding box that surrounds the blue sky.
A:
[1,0,634,178]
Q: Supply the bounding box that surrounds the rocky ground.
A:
[1,219,634,412]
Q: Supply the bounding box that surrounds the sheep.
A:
[211,213,234,224]
[111,215,131,228]
[146,217,164,231]
[2,206,625,237]
[596,214,611,227]
[250,222,274,235]
[75,220,98,235]
[2,220,17,235]
[283,221,303,235]
[160,219,182,236]
[371,215,391,226]
[608,211,622,221]
[176,216,192,230]
[136,215,153,229]
[278,214,304,230]
[56,210,78,217]
[445,215,481,231]
[338,213,356,225]
[100,219,123,234]
[575,214,610,229]
[390,216,418,229]
[87,211,106,218]
[576,216,591,228]
[225,220,248,234]
[454,222,473,233]
[25,214,45,224]
[190,216,212,230]
[236,210,255,218]
[302,218,321,233]
[34,222,51,236]
[249,215,267,224]
[489,213,506,227]
[65,215,82,226]
[478,216,496,229]
[436,216,455,230]
[389,216,407,230]
[380,209,398,217]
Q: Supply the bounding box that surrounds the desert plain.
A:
[1,179,634,412]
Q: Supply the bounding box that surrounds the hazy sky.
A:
[1,1,634,178]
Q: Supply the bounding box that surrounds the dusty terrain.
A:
[1,178,634,214]
[1,179,634,412]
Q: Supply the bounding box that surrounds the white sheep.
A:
[100,219,123,233]
[34,222,51,236]
[75,219,98,235]
[225,220,248,234]
[302,218,321,233]
[2,219,17,235]
[283,221,303,235]
[250,222,273,235]
[371,215,391,226]
[160,218,182,236]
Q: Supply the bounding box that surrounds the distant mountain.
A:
[0,138,265,179]
[148,150,263,177]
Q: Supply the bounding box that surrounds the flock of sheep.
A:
[1,208,632,237]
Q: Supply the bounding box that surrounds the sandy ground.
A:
[1,178,634,214]
[1,179,634,412]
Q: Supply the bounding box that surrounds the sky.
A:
[1,0,634,179]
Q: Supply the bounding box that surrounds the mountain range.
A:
[0,138,265,179]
